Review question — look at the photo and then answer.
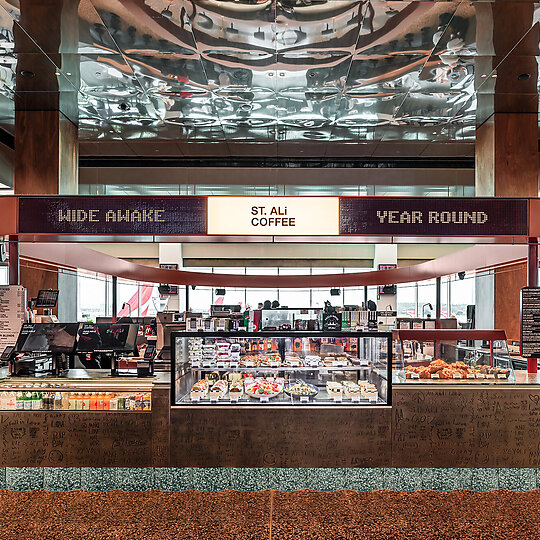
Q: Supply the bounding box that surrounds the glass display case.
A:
[394,329,515,383]
[0,373,153,411]
[172,332,392,406]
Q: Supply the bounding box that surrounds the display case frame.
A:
[171,331,393,407]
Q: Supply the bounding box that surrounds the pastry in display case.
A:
[394,329,515,383]
[172,331,392,406]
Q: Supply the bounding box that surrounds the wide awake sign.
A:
[19,197,207,235]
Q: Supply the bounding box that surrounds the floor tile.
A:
[6,467,44,491]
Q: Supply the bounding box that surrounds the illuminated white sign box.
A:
[207,197,340,236]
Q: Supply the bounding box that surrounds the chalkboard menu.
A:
[521,287,540,357]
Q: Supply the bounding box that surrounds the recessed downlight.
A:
[517,73,531,80]
[20,70,35,78]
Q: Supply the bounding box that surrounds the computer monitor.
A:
[35,289,59,308]
[76,323,138,354]
[14,323,80,354]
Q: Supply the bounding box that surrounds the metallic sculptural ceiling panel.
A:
[0,0,536,147]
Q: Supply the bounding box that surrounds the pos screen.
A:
[76,323,138,353]
[14,323,80,354]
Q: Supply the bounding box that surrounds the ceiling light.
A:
[66,72,71,76]
[55,71,61,76]
[517,73,531,80]
[279,72,285,77]
[268,72,274,76]
[20,70,35,78]
[480,74,487,78]
[491,74,497,78]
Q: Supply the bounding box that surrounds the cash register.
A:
[76,322,152,377]
[10,322,80,376]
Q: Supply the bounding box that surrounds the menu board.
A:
[520,287,540,357]
[0,286,25,350]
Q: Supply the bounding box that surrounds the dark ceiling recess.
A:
[79,156,475,169]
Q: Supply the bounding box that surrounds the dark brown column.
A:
[14,0,80,310]
[14,0,79,195]
[475,2,539,339]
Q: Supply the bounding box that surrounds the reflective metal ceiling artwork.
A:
[0,1,537,145]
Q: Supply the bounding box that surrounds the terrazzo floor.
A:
[0,489,539,539]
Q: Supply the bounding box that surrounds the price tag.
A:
[411,373,420,380]
[319,369,329,375]
[332,360,346,367]
[351,395,361,403]
[260,396,269,403]
[476,374,486,379]
[333,396,342,403]
[360,360,369,367]
[452,373,462,379]
[191,362,201,368]
[270,361,280,368]
[229,362,239,368]
[210,396,218,403]
[230,396,239,403]
[202,362,213,368]
[431,374,440,380]
[300,396,309,403]
[245,361,255,368]
[369,396,378,403]
[217,362,226,368]
[486,374,496,379]
[466,373,476,379]
[191,395,201,402]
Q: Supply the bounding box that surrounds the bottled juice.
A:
[90,392,98,410]
[68,392,76,410]
[82,393,90,411]
[109,395,118,410]
[54,392,62,410]
[97,392,104,410]
[102,393,110,411]
[62,392,69,410]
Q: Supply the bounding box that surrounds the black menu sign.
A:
[521,287,540,357]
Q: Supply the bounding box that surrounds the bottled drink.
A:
[82,393,90,411]
[54,392,62,410]
[102,393,110,411]
[16,391,24,410]
[68,392,76,410]
[75,392,82,410]
[24,391,32,410]
[62,392,69,410]
[89,392,97,410]
[97,392,104,410]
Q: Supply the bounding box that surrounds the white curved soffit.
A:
[19,242,528,288]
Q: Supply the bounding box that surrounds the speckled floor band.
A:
[0,489,539,540]
[1,467,539,492]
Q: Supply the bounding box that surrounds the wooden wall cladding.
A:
[392,387,540,467]
[170,407,392,468]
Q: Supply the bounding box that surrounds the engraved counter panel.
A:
[392,387,540,467]
[170,407,392,467]
[0,412,152,467]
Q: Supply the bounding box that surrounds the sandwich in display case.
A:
[394,329,515,383]
[172,331,392,406]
